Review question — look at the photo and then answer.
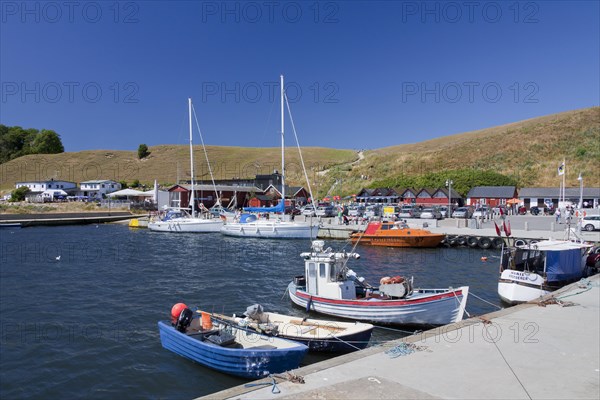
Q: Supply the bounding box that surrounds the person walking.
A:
[555,208,561,224]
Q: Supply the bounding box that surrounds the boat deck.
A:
[202,274,600,399]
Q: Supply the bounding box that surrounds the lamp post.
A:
[577,173,583,209]
[445,179,453,218]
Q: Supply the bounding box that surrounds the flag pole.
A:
[562,158,566,205]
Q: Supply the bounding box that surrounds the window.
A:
[319,263,326,278]
[308,263,316,278]
[329,265,336,281]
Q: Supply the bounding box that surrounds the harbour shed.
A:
[466,186,517,207]
[518,187,600,209]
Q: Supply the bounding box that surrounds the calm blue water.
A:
[0,225,502,399]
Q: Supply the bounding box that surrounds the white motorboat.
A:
[498,239,593,304]
[288,241,469,326]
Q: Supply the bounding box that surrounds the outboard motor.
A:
[175,308,194,333]
[243,304,267,322]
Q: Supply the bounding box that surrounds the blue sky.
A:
[1,1,599,152]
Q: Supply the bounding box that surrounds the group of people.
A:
[555,206,575,224]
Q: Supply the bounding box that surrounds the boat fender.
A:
[306,296,313,312]
[380,276,392,285]
[467,236,479,248]
[175,308,194,333]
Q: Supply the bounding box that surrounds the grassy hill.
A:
[326,107,600,196]
[0,145,358,192]
[1,107,598,198]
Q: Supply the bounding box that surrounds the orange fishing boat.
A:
[351,221,445,248]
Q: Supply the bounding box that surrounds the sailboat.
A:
[220,76,318,239]
[148,98,224,233]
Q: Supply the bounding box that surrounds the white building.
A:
[16,180,77,192]
[15,180,78,202]
[79,180,122,199]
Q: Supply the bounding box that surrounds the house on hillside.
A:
[16,179,77,202]
[79,180,122,199]
[466,186,517,207]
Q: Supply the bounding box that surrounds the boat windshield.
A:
[501,247,545,275]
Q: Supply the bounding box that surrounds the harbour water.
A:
[0,225,503,399]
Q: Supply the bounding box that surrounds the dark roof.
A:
[467,186,517,199]
[519,187,600,198]
[433,188,463,199]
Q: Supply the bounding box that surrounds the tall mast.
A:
[189,98,195,216]
[280,74,285,206]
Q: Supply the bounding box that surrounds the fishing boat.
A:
[211,304,374,354]
[148,98,223,233]
[158,304,308,379]
[220,75,318,240]
[498,239,594,304]
[350,221,445,248]
[288,241,469,326]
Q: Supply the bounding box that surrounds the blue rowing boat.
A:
[158,306,308,379]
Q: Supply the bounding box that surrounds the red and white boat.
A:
[288,241,469,326]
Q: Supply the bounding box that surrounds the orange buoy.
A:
[481,256,488,262]
[201,311,213,330]
[171,303,188,323]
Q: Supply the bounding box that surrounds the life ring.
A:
[467,236,479,248]
[514,239,527,247]
[478,237,492,249]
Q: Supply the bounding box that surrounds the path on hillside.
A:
[319,151,364,198]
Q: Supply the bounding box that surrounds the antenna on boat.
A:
[188,98,196,216]
[280,74,285,211]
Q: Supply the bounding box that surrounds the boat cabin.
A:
[300,241,360,300]
[500,240,591,282]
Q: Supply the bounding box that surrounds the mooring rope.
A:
[483,322,532,400]
[469,292,503,310]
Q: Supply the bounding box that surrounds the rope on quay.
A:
[556,277,599,300]
[384,342,429,358]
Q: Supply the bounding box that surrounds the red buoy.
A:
[171,303,188,323]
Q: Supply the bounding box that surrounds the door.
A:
[307,262,318,295]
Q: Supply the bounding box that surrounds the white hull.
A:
[497,281,549,305]
[148,218,223,233]
[288,282,469,326]
[221,221,318,239]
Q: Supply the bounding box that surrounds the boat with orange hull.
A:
[351,221,445,248]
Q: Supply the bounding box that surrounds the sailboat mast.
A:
[189,98,195,216]
[280,75,285,207]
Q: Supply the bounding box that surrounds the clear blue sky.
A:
[1,1,598,152]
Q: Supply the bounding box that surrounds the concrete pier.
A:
[0,212,137,227]
[203,275,600,399]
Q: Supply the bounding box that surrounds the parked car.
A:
[439,206,453,218]
[472,206,491,218]
[364,204,381,218]
[348,205,365,217]
[301,206,317,217]
[452,207,473,218]
[315,205,336,217]
[398,205,421,218]
[420,208,443,219]
[582,215,600,231]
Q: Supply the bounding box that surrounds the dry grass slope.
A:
[0,146,357,191]
[336,107,600,196]
[1,107,598,197]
